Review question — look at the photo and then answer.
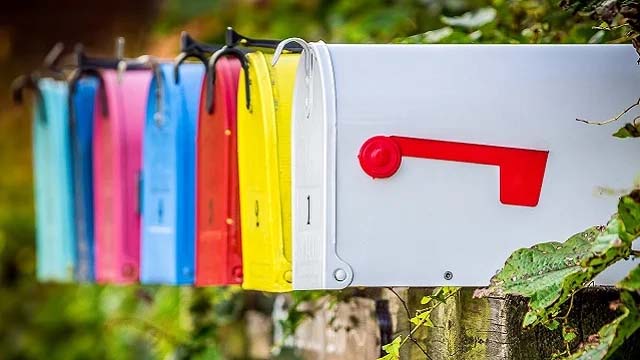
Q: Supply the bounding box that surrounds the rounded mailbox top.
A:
[358,136,402,179]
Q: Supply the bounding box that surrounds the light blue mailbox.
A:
[69,76,99,281]
[32,79,77,281]
[141,63,204,284]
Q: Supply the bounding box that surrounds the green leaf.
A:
[441,8,497,29]
[546,319,560,331]
[612,123,640,138]
[618,264,640,292]
[563,325,578,343]
[478,210,634,327]
[410,311,434,328]
[566,292,640,360]
[379,336,402,360]
[431,286,460,303]
[399,27,454,43]
[618,190,640,242]
[420,296,432,305]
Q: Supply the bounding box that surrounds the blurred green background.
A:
[0,0,631,359]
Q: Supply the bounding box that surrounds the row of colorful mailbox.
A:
[17,32,640,292]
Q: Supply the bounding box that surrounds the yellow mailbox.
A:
[237,52,299,292]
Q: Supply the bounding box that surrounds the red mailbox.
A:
[195,57,243,285]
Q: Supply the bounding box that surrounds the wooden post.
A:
[284,287,640,359]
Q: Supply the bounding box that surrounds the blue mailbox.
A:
[69,76,99,281]
[31,79,77,281]
[140,63,204,284]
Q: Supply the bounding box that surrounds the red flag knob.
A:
[358,136,402,178]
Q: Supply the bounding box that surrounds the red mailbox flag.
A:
[358,135,549,207]
[195,57,243,285]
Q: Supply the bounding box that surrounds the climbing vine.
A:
[381,287,461,360]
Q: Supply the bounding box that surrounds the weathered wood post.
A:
[281,287,639,359]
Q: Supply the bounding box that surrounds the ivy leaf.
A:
[618,264,640,292]
[410,311,434,328]
[478,212,633,327]
[441,8,497,29]
[379,336,402,360]
[612,123,640,138]
[546,319,560,331]
[431,286,459,303]
[563,325,578,343]
[566,292,640,360]
[618,190,640,242]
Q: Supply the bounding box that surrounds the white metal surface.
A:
[290,43,640,289]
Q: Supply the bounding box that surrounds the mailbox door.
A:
[292,44,347,290]
[176,64,204,283]
[141,63,203,284]
[33,79,76,281]
[292,43,640,289]
[238,52,299,292]
[70,77,99,282]
[195,57,243,285]
[94,69,150,284]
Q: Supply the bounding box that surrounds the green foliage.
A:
[566,292,640,359]
[479,186,640,357]
[279,290,332,340]
[613,122,640,138]
[396,0,630,45]
[441,7,498,28]
[618,264,640,291]
[560,0,640,33]
[480,212,634,328]
[380,336,403,360]
[379,287,460,359]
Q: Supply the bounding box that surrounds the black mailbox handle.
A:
[173,31,224,84]
[11,42,68,122]
[206,46,251,114]
[68,41,150,121]
[67,67,109,122]
[225,27,303,53]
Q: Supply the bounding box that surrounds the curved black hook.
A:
[67,67,109,126]
[69,41,150,120]
[225,27,303,53]
[43,42,67,76]
[11,74,47,121]
[10,42,68,121]
[173,31,223,84]
[73,42,149,72]
[206,46,250,114]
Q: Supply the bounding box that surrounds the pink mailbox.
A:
[93,69,151,283]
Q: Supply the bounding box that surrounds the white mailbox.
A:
[280,42,640,290]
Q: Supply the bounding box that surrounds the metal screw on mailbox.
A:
[334,268,347,282]
[444,271,453,280]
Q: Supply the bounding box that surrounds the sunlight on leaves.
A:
[441,8,497,29]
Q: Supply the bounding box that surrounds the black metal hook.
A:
[10,73,47,121]
[68,40,150,122]
[206,46,251,114]
[225,27,303,53]
[72,42,149,72]
[196,27,301,114]
[11,42,68,121]
[67,67,108,124]
[173,31,223,84]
